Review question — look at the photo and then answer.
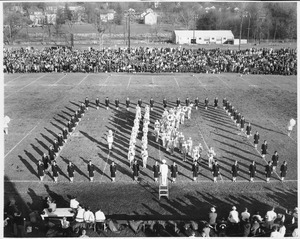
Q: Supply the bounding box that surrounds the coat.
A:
[231,164,239,177]
[249,164,256,177]
[52,164,59,177]
[171,165,178,178]
[110,165,117,177]
[88,164,95,177]
[67,164,75,177]
[261,143,268,155]
[265,165,272,178]
[280,164,287,177]
[153,164,160,178]
[37,163,44,177]
[212,164,220,177]
[192,164,199,177]
[132,163,140,177]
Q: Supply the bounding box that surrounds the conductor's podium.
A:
[159,176,169,200]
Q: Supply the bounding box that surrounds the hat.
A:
[211,207,216,212]
[232,206,237,210]
[162,159,166,164]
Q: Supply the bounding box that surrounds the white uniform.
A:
[107,134,113,150]
[160,163,169,186]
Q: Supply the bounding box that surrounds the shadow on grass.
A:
[18,155,38,178]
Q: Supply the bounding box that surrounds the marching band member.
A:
[187,104,192,119]
[205,97,209,110]
[141,149,148,168]
[163,98,167,109]
[223,98,227,110]
[161,131,167,148]
[261,140,268,159]
[153,161,160,182]
[126,97,130,111]
[128,148,135,167]
[192,161,199,181]
[180,107,186,124]
[253,131,260,149]
[178,133,184,152]
[105,97,110,110]
[185,97,190,107]
[182,141,188,162]
[138,98,142,108]
[187,137,193,156]
[195,97,199,110]
[246,122,251,139]
[80,103,86,116]
[192,147,199,162]
[236,112,241,127]
[115,98,119,110]
[170,162,178,183]
[214,97,218,109]
[150,97,154,111]
[240,116,245,132]
[168,137,175,155]
[85,97,89,110]
[208,147,216,169]
[95,97,100,109]
[176,97,181,107]
[107,130,114,150]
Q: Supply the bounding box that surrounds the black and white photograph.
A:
[2,1,298,237]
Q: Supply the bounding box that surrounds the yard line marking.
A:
[100,75,110,87]
[215,75,230,89]
[5,75,22,84]
[77,74,89,86]
[51,74,68,86]
[197,125,209,151]
[151,76,154,85]
[126,76,132,89]
[173,76,179,88]
[196,76,207,91]
[4,179,297,183]
[4,125,39,158]
[5,74,46,98]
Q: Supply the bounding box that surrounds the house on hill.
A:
[141,9,157,25]
[172,30,234,44]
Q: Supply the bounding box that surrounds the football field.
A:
[4,72,297,222]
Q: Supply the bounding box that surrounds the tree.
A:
[4,11,31,43]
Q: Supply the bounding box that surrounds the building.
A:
[172,30,234,44]
[100,9,116,22]
[29,11,45,26]
[144,11,157,25]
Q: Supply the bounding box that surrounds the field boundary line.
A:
[4,125,39,158]
[126,76,132,89]
[5,74,46,98]
[173,76,179,88]
[4,179,297,184]
[258,75,280,88]
[197,124,210,151]
[5,75,22,84]
[51,74,68,86]
[215,75,230,89]
[196,76,207,91]
[77,74,90,86]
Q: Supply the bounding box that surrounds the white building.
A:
[172,30,234,44]
[144,12,157,25]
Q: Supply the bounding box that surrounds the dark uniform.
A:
[163,98,167,108]
[67,121,73,133]
[241,117,245,131]
[192,162,199,181]
[272,153,279,171]
[223,98,227,109]
[185,97,190,106]
[249,162,256,181]
[236,113,241,126]
[153,163,160,182]
[67,163,75,182]
[37,161,45,180]
[138,99,142,107]
[205,98,209,109]
[246,124,251,137]
[195,97,199,109]
[265,162,273,182]
[171,163,178,182]
[150,98,154,109]
[57,133,64,147]
[52,162,59,182]
[88,162,95,178]
[115,99,119,110]
[214,97,218,108]
[105,97,110,109]
[212,162,220,182]
[176,98,181,107]
[95,98,100,109]
[126,98,130,110]
[231,162,239,181]
[48,146,55,161]
[80,103,86,115]
[261,142,268,157]
[71,116,76,128]
[42,154,50,171]
[254,132,260,146]
[53,139,59,153]
[132,162,140,181]
[85,97,89,109]
[63,128,68,140]
[110,163,117,181]
[280,162,287,181]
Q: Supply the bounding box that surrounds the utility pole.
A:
[247,12,251,44]
[128,13,130,52]
[193,15,198,43]
[239,14,244,51]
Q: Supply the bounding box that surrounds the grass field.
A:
[4,72,297,232]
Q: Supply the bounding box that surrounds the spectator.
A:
[208,207,217,227]
[250,219,260,236]
[278,221,286,237]
[270,225,281,237]
[242,218,251,237]
[217,218,227,237]
[13,210,25,237]
[265,207,277,230]
[95,208,106,232]
[202,223,212,237]
[70,196,80,211]
[60,216,70,236]
[241,207,250,223]
[79,229,89,237]
[83,207,95,230]
[73,205,86,231]
[228,206,240,224]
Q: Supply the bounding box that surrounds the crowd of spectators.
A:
[4,196,298,237]
[3,46,296,75]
